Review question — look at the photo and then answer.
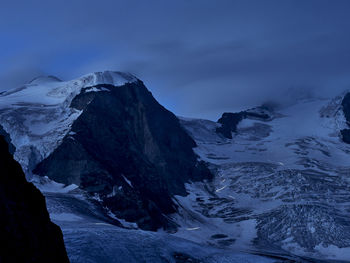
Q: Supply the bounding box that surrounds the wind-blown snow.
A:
[0,71,137,177]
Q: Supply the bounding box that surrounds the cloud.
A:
[1,0,350,119]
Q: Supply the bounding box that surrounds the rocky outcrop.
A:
[0,125,15,154]
[216,106,272,139]
[34,80,212,231]
[341,129,350,144]
[341,93,350,143]
[0,135,69,263]
[342,93,350,122]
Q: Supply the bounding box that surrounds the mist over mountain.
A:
[2,1,350,263]
[2,0,350,120]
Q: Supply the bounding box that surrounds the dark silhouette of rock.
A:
[216,107,271,139]
[34,80,212,231]
[341,129,350,144]
[341,93,350,144]
[0,135,69,263]
[216,112,245,139]
[342,93,350,123]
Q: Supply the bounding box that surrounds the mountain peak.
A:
[79,71,137,87]
[26,71,137,90]
[0,70,139,175]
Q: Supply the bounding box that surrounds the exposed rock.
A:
[216,106,272,139]
[216,112,244,139]
[341,93,350,143]
[341,129,350,144]
[34,80,212,231]
[0,125,15,154]
[0,136,69,263]
[341,92,350,123]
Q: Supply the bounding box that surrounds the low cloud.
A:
[1,0,350,119]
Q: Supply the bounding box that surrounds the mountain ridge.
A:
[0,71,212,230]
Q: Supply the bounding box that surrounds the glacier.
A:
[177,96,350,262]
[1,71,350,262]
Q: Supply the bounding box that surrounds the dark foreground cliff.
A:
[34,80,212,231]
[0,135,69,263]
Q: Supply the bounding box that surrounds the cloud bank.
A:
[1,0,350,119]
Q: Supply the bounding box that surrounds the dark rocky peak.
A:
[216,105,273,139]
[34,79,212,231]
[0,135,69,263]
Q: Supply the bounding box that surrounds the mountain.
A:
[176,94,350,262]
[3,70,350,262]
[216,104,273,139]
[0,130,69,263]
[0,71,212,231]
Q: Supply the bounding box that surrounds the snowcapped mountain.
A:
[177,95,350,262]
[0,70,212,231]
[2,70,350,262]
[0,71,137,176]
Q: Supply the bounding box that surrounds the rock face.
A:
[0,135,69,263]
[216,106,272,139]
[34,80,212,230]
[341,92,350,143]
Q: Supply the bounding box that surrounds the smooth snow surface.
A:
[0,71,137,177]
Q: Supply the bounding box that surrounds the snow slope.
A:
[44,191,276,263]
[178,96,350,262]
[0,71,136,177]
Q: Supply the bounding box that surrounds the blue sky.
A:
[1,0,350,119]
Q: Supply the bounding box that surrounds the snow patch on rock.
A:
[0,71,137,178]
